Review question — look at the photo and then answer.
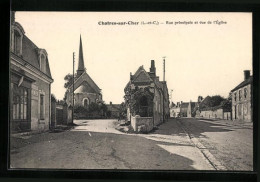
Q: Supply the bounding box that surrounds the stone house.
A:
[187,101,197,117]
[230,70,252,122]
[180,102,189,117]
[10,12,53,133]
[65,35,102,107]
[170,102,181,118]
[124,60,170,132]
[200,106,231,120]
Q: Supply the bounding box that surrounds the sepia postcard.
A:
[9,11,253,171]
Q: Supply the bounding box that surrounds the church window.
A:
[83,98,89,107]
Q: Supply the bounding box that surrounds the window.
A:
[40,94,45,120]
[239,90,242,101]
[13,30,22,55]
[83,98,89,107]
[234,92,237,102]
[12,83,28,120]
[40,54,46,73]
[244,88,248,98]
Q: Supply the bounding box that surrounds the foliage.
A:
[73,101,109,119]
[64,74,74,89]
[74,105,88,113]
[51,94,57,102]
[199,95,226,110]
[128,87,154,117]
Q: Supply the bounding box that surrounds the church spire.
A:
[77,34,85,76]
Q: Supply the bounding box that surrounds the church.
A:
[65,35,102,107]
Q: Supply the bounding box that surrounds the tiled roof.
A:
[231,76,252,92]
[180,102,189,108]
[21,35,52,78]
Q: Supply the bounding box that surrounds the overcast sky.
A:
[15,12,252,104]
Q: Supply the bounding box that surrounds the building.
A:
[187,101,197,117]
[124,60,169,132]
[180,102,189,117]
[170,102,181,118]
[10,12,53,133]
[196,95,232,120]
[65,35,102,107]
[106,102,121,118]
[230,70,252,122]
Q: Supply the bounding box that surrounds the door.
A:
[11,83,31,132]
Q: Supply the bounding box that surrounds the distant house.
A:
[124,60,170,132]
[230,70,252,122]
[197,96,232,120]
[170,102,180,118]
[200,104,231,120]
[187,101,197,117]
[106,102,121,118]
[180,102,189,117]
[10,12,53,133]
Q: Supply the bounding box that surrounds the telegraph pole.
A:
[163,56,166,122]
[72,52,75,124]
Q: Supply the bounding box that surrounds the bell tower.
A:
[77,35,85,76]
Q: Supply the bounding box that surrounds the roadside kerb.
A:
[176,119,227,170]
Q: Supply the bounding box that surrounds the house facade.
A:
[187,101,197,117]
[170,102,181,118]
[231,70,252,122]
[10,12,53,133]
[65,35,102,107]
[124,60,169,132]
[180,102,189,117]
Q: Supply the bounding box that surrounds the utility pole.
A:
[163,56,166,122]
[170,89,173,101]
[72,52,75,124]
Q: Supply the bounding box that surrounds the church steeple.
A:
[77,35,85,76]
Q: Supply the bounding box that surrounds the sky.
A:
[15,12,252,104]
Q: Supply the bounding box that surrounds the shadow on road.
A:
[152,118,233,139]
[10,130,197,170]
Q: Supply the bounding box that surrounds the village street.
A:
[10,118,253,170]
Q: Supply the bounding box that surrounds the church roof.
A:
[74,81,97,93]
[77,35,85,76]
[124,65,153,91]
[69,71,101,94]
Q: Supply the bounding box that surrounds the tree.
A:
[64,74,74,89]
[199,95,225,110]
[209,95,225,107]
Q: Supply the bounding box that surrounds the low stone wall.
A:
[200,108,224,119]
[131,115,153,133]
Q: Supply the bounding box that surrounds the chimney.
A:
[149,60,156,76]
[244,70,250,81]
[110,101,112,105]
